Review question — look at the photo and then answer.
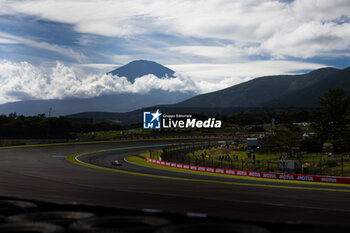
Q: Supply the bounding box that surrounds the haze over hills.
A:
[0,60,195,116]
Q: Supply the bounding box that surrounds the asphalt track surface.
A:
[1,140,350,226]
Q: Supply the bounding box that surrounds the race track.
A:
[1,140,350,226]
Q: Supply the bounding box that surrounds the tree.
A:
[313,88,350,153]
[260,124,302,156]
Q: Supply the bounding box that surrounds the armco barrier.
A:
[147,158,350,185]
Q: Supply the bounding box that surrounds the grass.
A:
[185,147,281,172]
[77,130,126,140]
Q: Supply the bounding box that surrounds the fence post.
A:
[319,153,322,175]
[341,155,344,176]
[319,161,322,175]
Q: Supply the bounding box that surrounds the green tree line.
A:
[0,113,122,139]
[259,88,350,154]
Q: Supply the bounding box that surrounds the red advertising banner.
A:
[146,158,350,184]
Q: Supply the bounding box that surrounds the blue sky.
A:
[0,0,350,103]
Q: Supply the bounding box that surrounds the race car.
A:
[112,160,123,166]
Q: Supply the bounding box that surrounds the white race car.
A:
[112,160,123,166]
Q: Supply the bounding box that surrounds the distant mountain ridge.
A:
[266,67,350,107]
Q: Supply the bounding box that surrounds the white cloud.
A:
[4,0,147,37]
[1,0,288,40]
[76,63,120,70]
[291,0,350,22]
[259,21,350,59]
[170,45,245,61]
[0,60,47,103]
[0,0,349,61]
[0,60,199,104]
[0,37,18,44]
[168,60,325,83]
[0,32,87,62]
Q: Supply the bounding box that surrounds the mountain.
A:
[266,67,350,107]
[0,60,194,116]
[107,60,175,83]
[175,67,341,108]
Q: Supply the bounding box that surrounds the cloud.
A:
[259,21,350,59]
[0,37,18,44]
[0,60,199,104]
[0,32,87,62]
[0,60,47,103]
[76,63,120,70]
[170,45,245,61]
[168,60,325,82]
[4,0,147,37]
[1,0,350,65]
[1,0,289,40]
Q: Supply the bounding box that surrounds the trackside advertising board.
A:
[147,158,350,185]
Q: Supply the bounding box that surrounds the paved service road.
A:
[1,140,350,226]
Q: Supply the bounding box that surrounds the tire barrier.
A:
[155,222,270,233]
[0,196,349,233]
[0,222,65,233]
[6,211,95,227]
[0,200,38,216]
[280,228,350,233]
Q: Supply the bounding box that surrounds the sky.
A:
[0,0,350,103]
